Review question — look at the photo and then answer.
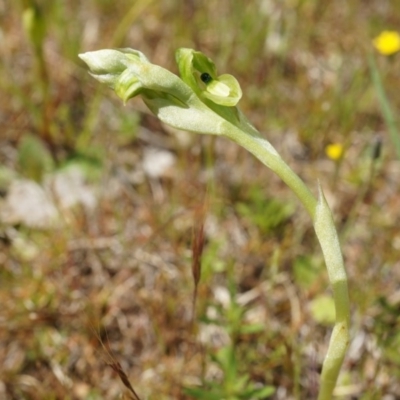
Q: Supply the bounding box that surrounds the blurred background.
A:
[1,1,400,399]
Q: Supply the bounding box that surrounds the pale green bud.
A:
[79,49,146,103]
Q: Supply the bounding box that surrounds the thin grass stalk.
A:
[369,53,400,160]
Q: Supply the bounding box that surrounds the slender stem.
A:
[314,187,350,400]
[222,127,350,399]
[222,127,317,218]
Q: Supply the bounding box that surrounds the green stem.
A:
[223,127,316,218]
[222,126,349,399]
[314,187,350,400]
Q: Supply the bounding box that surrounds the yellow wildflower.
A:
[325,143,343,161]
[373,31,400,56]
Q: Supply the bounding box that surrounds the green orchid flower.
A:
[176,48,242,107]
[80,48,231,135]
[79,48,246,131]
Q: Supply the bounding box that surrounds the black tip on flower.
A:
[200,73,212,84]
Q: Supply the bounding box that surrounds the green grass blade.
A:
[369,52,400,159]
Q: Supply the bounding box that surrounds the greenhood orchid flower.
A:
[79,48,252,134]
[176,48,242,107]
[79,48,244,136]
[79,47,350,400]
